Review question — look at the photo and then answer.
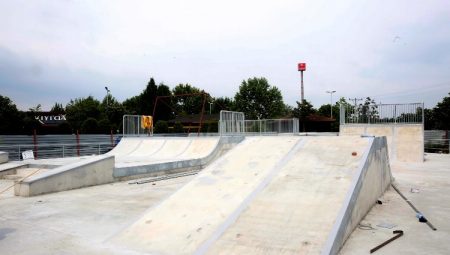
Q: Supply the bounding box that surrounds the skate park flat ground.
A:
[0,137,449,254]
[340,153,450,254]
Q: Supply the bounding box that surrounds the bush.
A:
[154,120,168,133]
[81,118,99,134]
[58,122,72,134]
[98,119,111,134]
[172,121,184,133]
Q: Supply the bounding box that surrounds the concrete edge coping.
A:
[321,136,376,255]
[21,154,115,184]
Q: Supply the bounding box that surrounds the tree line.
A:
[0,76,449,134]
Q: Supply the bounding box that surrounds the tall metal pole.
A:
[300,71,304,103]
[326,90,336,119]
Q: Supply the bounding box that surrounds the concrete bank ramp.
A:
[111,136,242,179]
[14,155,114,197]
[111,136,391,254]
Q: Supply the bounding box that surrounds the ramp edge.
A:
[322,137,392,255]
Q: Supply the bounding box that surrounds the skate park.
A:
[1,105,448,255]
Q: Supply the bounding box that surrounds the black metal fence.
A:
[0,134,122,161]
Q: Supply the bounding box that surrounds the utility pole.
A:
[298,63,306,102]
[348,97,363,107]
[326,90,336,119]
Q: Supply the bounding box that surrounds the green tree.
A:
[211,97,234,114]
[154,120,169,133]
[81,118,99,133]
[98,118,112,134]
[66,96,102,131]
[172,121,184,133]
[433,92,450,130]
[154,83,173,121]
[50,103,65,114]
[123,95,140,115]
[357,97,378,123]
[0,95,24,134]
[292,100,316,132]
[172,84,204,115]
[101,94,124,131]
[234,77,284,119]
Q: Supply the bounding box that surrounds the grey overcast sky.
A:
[1,0,450,111]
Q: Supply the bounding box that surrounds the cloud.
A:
[0,0,449,111]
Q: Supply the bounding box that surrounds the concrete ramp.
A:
[112,136,242,179]
[111,136,391,255]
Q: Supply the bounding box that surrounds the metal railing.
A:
[424,130,449,154]
[219,111,245,135]
[340,103,424,125]
[244,118,299,135]
[0,134,119,161]
[123,115,153,137]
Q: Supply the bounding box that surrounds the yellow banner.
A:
[141,115,153,129]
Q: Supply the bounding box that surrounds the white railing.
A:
[340,103,424,125]
[123,115,153,137]
[244,118,299,135]
[219,111,245,135]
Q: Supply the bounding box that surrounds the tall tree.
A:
[433,92,450,130]
[234,77,284,119]
[0,95,24,134]
[211,97,234,114]
[292,100,316,132]
[50,103,65,114]
[65,96,102,131]
[172,84,205,115]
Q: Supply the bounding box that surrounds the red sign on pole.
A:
[298,63,306,71]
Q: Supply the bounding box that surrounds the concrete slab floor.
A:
[0,174,194,255]
[340,153,450,255]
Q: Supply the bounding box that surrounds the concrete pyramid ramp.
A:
[111,136,391,255]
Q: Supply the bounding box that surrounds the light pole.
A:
[297,63,306,102]
[104,86,111,107]
[326,90,336,119]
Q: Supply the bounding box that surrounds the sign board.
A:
[22,150,34,160]
[298,63,306,71]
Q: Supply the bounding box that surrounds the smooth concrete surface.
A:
[14,155,115,196]
[340,124,424,162]
[111,136,387,255]
[0,151,8,164]
[0,175,194,254]
[340,153,450,255]
[323,137,392,255]
[112,136,243,179]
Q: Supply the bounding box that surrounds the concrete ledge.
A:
[0,151,8,164]
[15,155,115,197]
[322,137,392,255]
[113,136,244,179]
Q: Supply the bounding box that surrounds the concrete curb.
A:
[321,137,392,255]
[15,155,115,197]
[0,151,8,164]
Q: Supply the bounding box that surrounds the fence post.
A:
[76,130,80,157]
[110,129,114,146]
[33,129,38,159]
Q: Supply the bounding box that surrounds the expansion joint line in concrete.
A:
[194,138,307,255]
